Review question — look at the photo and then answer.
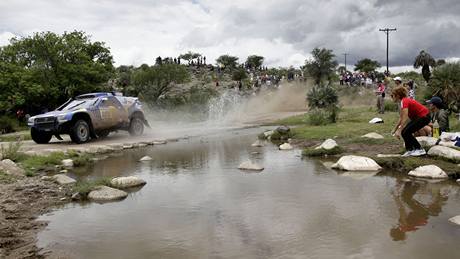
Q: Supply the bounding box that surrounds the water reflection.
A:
[390,179,448,241]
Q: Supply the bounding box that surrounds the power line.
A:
[379,28,397,74]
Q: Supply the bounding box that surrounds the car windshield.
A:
[60,99,94,111]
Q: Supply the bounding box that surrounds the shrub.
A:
[384,100,398,112]
[0,116,18,134]
[307,107,339,125]
[306,84,340,124]
[0,140,23,161]
[426,62,460,113]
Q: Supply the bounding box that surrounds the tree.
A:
[245,55,264,70]
[304,48,338,84]
[216,55,239,69]
[179,51,201,65]
[354,58,381,73]
[0,31,114,113]
[306,84,339,123]
[414,50,436,82]
[337,66,346,74]
[232,67,248,81]
[435,59,446,67]
[131,63,189,103]
[426,62,460,112]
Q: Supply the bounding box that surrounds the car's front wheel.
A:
[31,128,52,144]
[129,117,144,136]
[69,120,91,144]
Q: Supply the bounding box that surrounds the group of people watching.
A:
[340,71,378,87]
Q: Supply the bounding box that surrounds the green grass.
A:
[302,146,345,157]
[73,177,112,197]
[344,136,397,145]
[451,114,460,132]
[0,130,31,142]
[18,152,67,175]
[374,156,460,178]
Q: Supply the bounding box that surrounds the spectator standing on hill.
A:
[375,80,386,114]
[391,86,430,157]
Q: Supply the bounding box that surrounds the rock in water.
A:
[276,126,291,134]
[53,174,77,185]
[139,156,153,161]
[362,132,384,139]
[427,146,460,161]
[238,161,264,171]
[88,186,128,201]
[279,143,293,150]
[416,136,438,148]
[111,176,146,189]
[315,139,338,150]
[331,155,382,171]
[448,215,460,226]
[152,140,167,145]
[408,165,448,179]
[251,140,265,147]
[61,159,74,168]
[0,159,25,176]
[263,130,274,138]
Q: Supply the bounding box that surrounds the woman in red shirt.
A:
[391,86,430,156]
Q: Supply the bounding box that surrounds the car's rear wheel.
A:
[31,128,52,144]
[70,120,90,144]
[129,117,144,136]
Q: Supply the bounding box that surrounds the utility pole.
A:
[342,53,348,72]
[379,28,397,74]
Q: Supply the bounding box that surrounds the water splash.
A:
[207,89,244,125]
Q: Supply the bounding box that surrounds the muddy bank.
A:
[0,176,71,258]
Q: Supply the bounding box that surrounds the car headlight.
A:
[27,117,35,126]
[57,115,70,122]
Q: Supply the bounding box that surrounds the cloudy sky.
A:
[1,0,459,71]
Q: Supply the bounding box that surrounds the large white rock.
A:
[448,215,460,226]
[408,165,448,179]
[251,140,265,147]
[362,132,384,139]
[0,159,25,176]
[427,146,460,161]
[315,139,338,150]
[53,174,77,185]
[111,176,146,189]
[139,156,153,161]
[61,159,74,168]
[279,143,293,150]
[238,161,264,171]
[88,186,128,201]
[416,136,438,148]
[369,117,383,124]
[331,155,382,171]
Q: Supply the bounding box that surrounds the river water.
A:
[37,128,460,258]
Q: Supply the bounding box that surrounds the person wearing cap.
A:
[427,96,450,132]
[393,76,402,86]
[391,86,430,157]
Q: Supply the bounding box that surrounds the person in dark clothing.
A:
[391,86,430,157]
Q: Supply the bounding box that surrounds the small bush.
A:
[302,146,344,157]
[19,152,67,174]
[0,140,23,161]
[384,100,398,112]
[270,131,281,140]
[307,109,332,125]
[0,116,18,134]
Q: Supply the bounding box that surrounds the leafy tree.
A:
[354,58,381,73]
[179,51,201,65]
[435,59,446,67]
[0,31,114,113]
[426,62,460,112]
[414,50,436,82]
[216,55,239,69]
[304,48,338,84]
[232,67,248,81]
[131,63,189,103]
[245,55,264,70]
[337,66,346,74]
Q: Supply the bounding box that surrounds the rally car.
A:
[27,92,149,144]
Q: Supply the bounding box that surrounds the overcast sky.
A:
[1,0,459,70]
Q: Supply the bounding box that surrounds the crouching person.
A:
[391,86,430,157]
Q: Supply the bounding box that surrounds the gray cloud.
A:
[0,0,459,68]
